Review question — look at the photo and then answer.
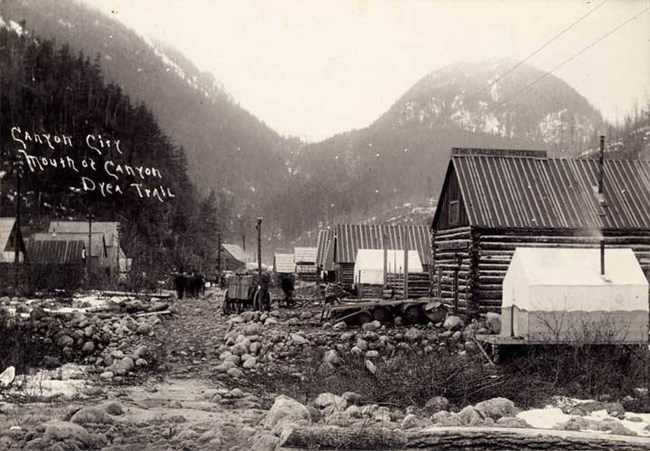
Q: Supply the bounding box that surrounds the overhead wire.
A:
[471,0,610,100]
[494,4,650,109]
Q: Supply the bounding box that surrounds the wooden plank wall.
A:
[386,272,431,299]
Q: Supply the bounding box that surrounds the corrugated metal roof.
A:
[33,232,106,257]
[334,224,431,264]
[451,153,650,230]
[222,244,253,263]
[316,230,333,267]
[294,246,317,264]
[49,221,119,247]
[27,239,84,264]
[274,253,295,273]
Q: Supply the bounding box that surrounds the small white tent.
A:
[502,247,649,343]
[354,249,423,285]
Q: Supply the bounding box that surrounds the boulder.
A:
[404,328,421,342]
[243,357,257,369]
[323,349,340,366]
[366,350,380,359]
[355,339,368,351]
[362,320,381,331]
[496,416,529,428]
[290,334,308,345]
[425,396,449,414]
[457,405,485,426]
[443,315,464,331]
[263,395,311,430]
[332,321,347,331]
[42,421,107,448]
[474,397,517,420]
[313,393,347,410]
[136,323,153,335]
[71,406,115,425]
[82,341,95,353]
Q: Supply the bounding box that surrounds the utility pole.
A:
[216,231,222,285]
[14,159,24,265]
[403,230,409,300]
[87,212,94,283]
[256,217,262,280]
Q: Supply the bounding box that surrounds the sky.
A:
[84,0,650,141]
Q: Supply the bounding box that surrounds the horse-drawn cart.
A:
[223,274,257,314]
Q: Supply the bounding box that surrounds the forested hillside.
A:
[0,22,219,281]
[0,0,299,248]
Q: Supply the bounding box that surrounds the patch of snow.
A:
[9,20,24,36]
[517,406,650,437]
[3,364,88,399]
[517,407,572,429]
[57,18,74,29]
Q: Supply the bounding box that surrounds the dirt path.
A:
[0,290,281,450]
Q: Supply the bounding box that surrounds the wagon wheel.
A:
[403,304,423,324]
[372,306,393,323]
[356,310,373,326]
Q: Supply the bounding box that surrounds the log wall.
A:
[431,227,476,314]
[432,227,650,315]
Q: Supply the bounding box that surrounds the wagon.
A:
[223,274,257,314]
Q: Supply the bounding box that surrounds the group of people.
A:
[173,271,206,299]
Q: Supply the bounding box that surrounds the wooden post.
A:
[256,217,262,280]
[87,212,94,283]
[382,233,388,287]
[403,231,409,300]
[217,232,222,284]
[14,167,21,264]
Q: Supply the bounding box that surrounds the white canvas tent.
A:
[502,247,649,343]
[354,249,423,285]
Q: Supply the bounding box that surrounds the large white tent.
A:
[501,247,649,343]
[353,249,423,285]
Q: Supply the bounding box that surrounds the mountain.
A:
[0,0,609,251]
[278,60,605,242]
[0,0,298,246]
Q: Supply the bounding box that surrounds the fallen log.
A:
[281,425,650,450]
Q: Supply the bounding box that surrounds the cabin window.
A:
[449,200,460,226]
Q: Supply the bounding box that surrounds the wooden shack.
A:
[48,221,126,278]
[220,244,253,271]
[331,224,432,289]
[294,246,318,281]
[431,147,650,315]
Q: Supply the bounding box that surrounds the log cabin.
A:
[431,147,650,315]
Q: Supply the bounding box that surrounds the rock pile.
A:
[214,310,495,378]
[9,306,165,381]
[261,393,528,436]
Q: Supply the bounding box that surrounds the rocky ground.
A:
[0,289,649,450]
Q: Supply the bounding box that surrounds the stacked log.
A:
[474,230,650,314]
[431,227,472,313]
[432,227,650,315]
